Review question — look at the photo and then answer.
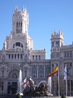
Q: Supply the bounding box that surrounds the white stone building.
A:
[0,6,73,96]
[0,7,51,95]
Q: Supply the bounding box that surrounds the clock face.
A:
[18,15,21,19]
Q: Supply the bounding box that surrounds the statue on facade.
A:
[3,41,7,50]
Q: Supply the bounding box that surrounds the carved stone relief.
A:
[51,53,55,58]
[8,69,19,79]
[2,54,6,62]
[56,53,59,58]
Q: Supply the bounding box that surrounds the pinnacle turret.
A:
[22,5,25,12]
[15,6,18,12]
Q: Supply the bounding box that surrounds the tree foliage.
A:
[16,93,22,98]
[61,94,66,98]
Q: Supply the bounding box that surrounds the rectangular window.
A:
[52,64,54,71]
[21,54,22,59]
[70,52,72,57]
[64,53,66,58]
[15,54,16,59]
[56,41,59,47]
[39,55,40,60]
[36,55,37,60]
[33,55,34,60]
[32,71,36,77]
[12,54,13,59]
[68,80,70,91]
[25,70,27,77]
[16,42,20,47]
[9,54,10,59]
[52,42,54,47]
[2,86,3,90]
[39,71,43,77]
[18,54,19,59]
[70,62,72,66]
[67,53,69,57]
[67,69,70,76]
[45,71,49,77]
[71,80,73,91]
[2,82,3,91]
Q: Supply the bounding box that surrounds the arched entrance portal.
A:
[8,69,19,94]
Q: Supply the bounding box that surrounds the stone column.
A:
[13,54,14,59]
[70,80,71,95]
[27,67,30,77]
[19,54,20,60]
[44,66,45,78]
[16,54,17,60]
[37,66,38,78]
[10,82,12,95]
[10,54,11,59]
[4,80,8,94]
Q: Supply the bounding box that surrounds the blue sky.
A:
[0,0,73,59]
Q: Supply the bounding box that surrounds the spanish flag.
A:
[47,65,58,78]
[25,81,29,85]
[24,81,29,88]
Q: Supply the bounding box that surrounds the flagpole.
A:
[58,63,60,98]
[66,64,67,98]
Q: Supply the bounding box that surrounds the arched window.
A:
[16,42,20,47]
[33,55,34,60]
[19,22,20,27]
[16,22,18,27]
[21,22,22,28]
[8,69,19,78]
[12,73,17,78]
[13,42,23,48]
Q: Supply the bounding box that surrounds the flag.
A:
[24,81,29,88]
[25,81,29,86]
[24,78,26,83]
[47,65,58,78]
[64,65,67,80]
[21,78,26,86]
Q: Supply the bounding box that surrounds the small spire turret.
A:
[54,29,56,35]
[22,5,25,12]
[51,31,53,36]
[15,6,18,12]
[24,6,27,14]
[59,30,61,35]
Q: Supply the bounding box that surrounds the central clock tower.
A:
[12,6,29,36]
[3,6,33,50]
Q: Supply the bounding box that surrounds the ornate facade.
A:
[0,7,51,95]
[0,6,73,96]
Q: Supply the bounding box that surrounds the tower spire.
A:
[15,6,18,12]
[24,6,27,14]
[22,5,25,12]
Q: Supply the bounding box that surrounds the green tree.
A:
[16,93,22,98]
[61,94,66,98]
